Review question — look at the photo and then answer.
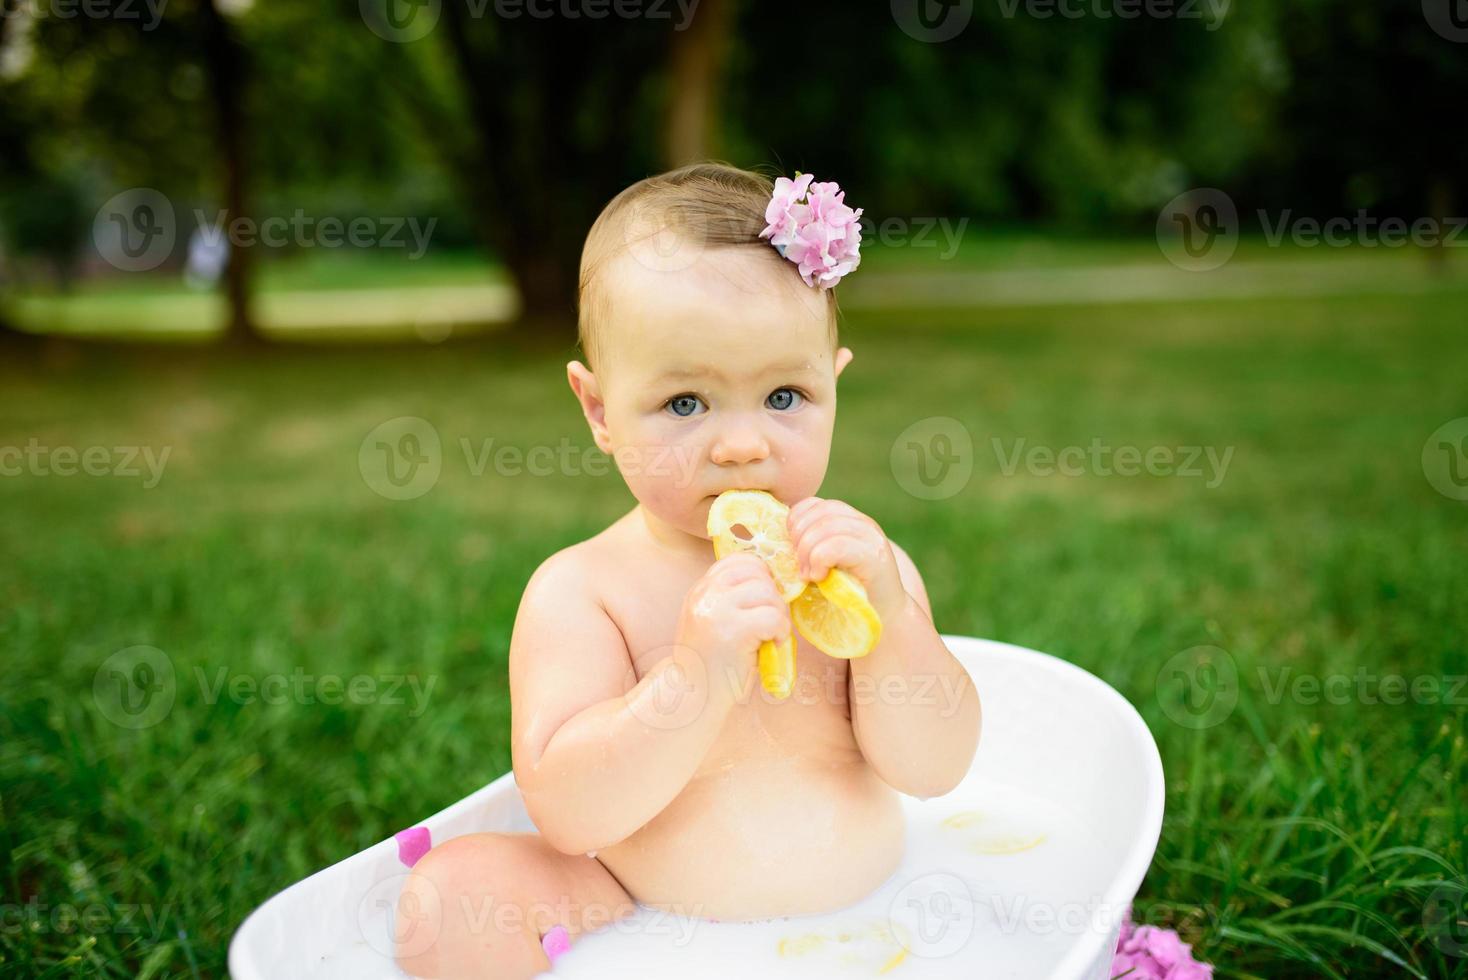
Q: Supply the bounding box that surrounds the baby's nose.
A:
[710,422,771,466]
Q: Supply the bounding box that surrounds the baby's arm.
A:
[787,497,982,799]
[509,551,786,856]
[846,541,982,798]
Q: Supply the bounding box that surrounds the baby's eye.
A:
[665,394,706,418]
[767,388,804,412]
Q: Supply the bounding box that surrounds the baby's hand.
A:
[677,553,793,689]
[788,496,908,622]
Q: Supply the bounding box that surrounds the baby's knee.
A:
[395,833,557,978]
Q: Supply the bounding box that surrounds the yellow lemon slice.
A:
[706,489,885,692]
[758,633,796,700]
[706,490,806,602]
[792,568,883,659]
[707,490,803,699]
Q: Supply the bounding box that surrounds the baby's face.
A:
[569,244,852,543]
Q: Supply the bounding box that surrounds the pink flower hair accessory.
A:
[760,172,864,289]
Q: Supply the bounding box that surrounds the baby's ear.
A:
[834,347,854,379]
[566,360,613,454]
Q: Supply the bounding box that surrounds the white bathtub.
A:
[229,635,1164,979]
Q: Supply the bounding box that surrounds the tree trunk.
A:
[434,4,673,335]
[664,0,734,167]
[1427,176,1453,277]
[200,0,259,344]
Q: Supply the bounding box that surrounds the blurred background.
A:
[2,0,1466,977]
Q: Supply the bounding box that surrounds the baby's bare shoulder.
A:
[509,535,633,772]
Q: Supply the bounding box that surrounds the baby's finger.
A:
[806,534,873,580]
[711,553,770,583]
[795,517,872,573]
[726,577,782,608]
[748,606,792,642]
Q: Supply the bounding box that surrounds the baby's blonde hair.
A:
[575,161,840,374]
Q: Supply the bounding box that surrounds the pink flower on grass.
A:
[760,172,863,289]
[1111,905,1213,980]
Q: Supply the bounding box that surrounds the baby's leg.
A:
[395,832,637,980]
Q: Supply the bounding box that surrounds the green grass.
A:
[2,249,1467,978]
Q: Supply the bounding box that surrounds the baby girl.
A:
[395,162,982,979]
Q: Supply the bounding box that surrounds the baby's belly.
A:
[596,753,905,921]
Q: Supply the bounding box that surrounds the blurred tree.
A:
[199,0,257,343]
[665,0,734,167]
[432,2,672,326]
[0,0,261,338]
[1255,0,1468,270]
